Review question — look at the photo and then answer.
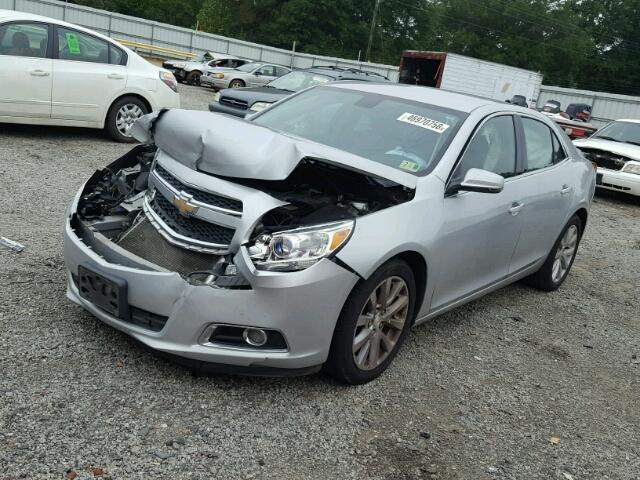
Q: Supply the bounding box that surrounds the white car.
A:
[0,10,180,142]
[574,119,640,197]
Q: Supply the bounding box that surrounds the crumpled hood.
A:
[131,109,417,188]
[574,137,640,161]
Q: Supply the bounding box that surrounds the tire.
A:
[105,96,149,143]
[325,258,416,385]
[523,215,582,291]
[186,70,201,85]
[229,79,245,88]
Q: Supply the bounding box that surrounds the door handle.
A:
[107,73,125,80]
[560,184,572,196]
[509,202,524,216]
[30,69,50,77]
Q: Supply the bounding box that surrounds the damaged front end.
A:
[71,141,413,287]
[63,109,419,370]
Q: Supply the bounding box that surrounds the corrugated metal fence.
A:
[1,0,400,80]
[538,85,640,128]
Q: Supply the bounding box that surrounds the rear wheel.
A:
[524,215,582,291]
[186,70,201,85]
[105,96,148,143]
[325,259,416,385]
[229,79,245,88]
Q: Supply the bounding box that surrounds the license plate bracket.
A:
[78,264,129,320]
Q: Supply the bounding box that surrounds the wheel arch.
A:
[574,207,588,236]
[104,93,152,126]
[394,251,428,323]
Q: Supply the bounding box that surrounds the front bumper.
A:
[200,75,229,89]
[63,193,359,373]
[207,101,248,118]
[596,168,640,196]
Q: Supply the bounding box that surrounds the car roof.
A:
[326,82,501,113]
[0,9,121,46]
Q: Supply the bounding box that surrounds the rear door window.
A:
[521,117,554,171]
[0,22,49,58]
[56,27,109,64]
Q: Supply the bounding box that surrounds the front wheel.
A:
[523,215,582,291]
[229,79,245,88]
[105,96,148,143]
[325,259,416,385]
[186,70,201,85]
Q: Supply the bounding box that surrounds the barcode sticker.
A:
[397,113,450,133]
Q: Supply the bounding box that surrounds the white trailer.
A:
[399,51,543,106]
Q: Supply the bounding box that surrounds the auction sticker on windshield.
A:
[397,113,450,133]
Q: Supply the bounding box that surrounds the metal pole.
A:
[366,0,381,62]
[290,40,296,68]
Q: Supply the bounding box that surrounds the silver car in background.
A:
[200,61,291,89]
[63,83,595,384]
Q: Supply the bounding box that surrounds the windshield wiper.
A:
[623,140,640,146]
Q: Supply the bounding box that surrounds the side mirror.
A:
[254,71,261,76]
[458,168,504,194]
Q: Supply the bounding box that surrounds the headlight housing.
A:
[248,220,354,272]
[249,101,273,113]
[215,73,225,79]
[623,162,640,175]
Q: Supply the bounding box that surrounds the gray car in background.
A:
[200,61,291,90]
[63,83,595,384]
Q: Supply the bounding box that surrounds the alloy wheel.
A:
[552,224,578,283]
[115,104,144,137]
[352,276,409,370]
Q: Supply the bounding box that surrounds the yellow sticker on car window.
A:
[397,112,449,133]
[65,32,81,54]
[399,160,419,172]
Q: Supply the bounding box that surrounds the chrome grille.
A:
[149,194,235,245]
[154,164,243,214]
[220,97,248,109]
[580,148,628,171]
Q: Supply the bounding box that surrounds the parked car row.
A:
[0,9,180,141]
[208,65,390,116]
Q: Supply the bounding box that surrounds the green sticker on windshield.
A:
[399,160,419,172]
[65,32,81,54]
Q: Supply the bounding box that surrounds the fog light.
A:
[243,328,267,347]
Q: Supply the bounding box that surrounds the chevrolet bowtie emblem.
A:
[173,192,199,216]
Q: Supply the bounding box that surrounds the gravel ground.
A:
[1,85,639,480]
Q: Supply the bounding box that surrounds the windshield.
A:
[253,87,466,175]
[593,121,640,145]
[268,71,332,92]
[237,62,262,72]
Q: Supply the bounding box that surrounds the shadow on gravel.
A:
[0,123,113,143]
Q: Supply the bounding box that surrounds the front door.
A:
[248,64,277,87]
[0,21,52,118]
[430,115,524,310]
[51,26,126,122]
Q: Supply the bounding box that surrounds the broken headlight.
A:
[248,220,354,272]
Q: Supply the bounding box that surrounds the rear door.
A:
[508,116,575,272]
[0,21,52,118]
[51,25,127,122]
[430,114,525,310]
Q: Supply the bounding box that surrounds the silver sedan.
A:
[200,62,291,89]
[63,83,595,384]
